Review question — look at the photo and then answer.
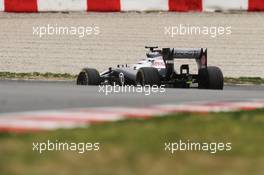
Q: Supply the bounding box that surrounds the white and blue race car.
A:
[77,46,223,90]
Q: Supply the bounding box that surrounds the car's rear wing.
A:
[162,48,207,78]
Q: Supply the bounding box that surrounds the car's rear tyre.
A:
[136,67,160,86]
[77,68,101,85]
[198,66,224,90]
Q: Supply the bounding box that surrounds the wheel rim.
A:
[77,72,88,85]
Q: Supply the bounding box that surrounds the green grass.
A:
[225,77,264,85]
[0,72,264,85]
[0,110,264,175]
[0,72,76,80]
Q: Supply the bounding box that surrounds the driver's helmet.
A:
[146,51,161,58]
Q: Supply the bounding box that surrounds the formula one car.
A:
[77,46,224,89]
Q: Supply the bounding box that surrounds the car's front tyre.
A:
[136,67,160,86]
[77,68,101,85]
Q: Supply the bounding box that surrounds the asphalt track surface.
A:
[0,80,264,113]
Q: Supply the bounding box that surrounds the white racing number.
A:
[119,73,125,86]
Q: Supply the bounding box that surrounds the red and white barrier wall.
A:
[0,0,263,12]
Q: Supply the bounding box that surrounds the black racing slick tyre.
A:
[198,66,224,90]
[136,67,160,86]
[77,68,101,85]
